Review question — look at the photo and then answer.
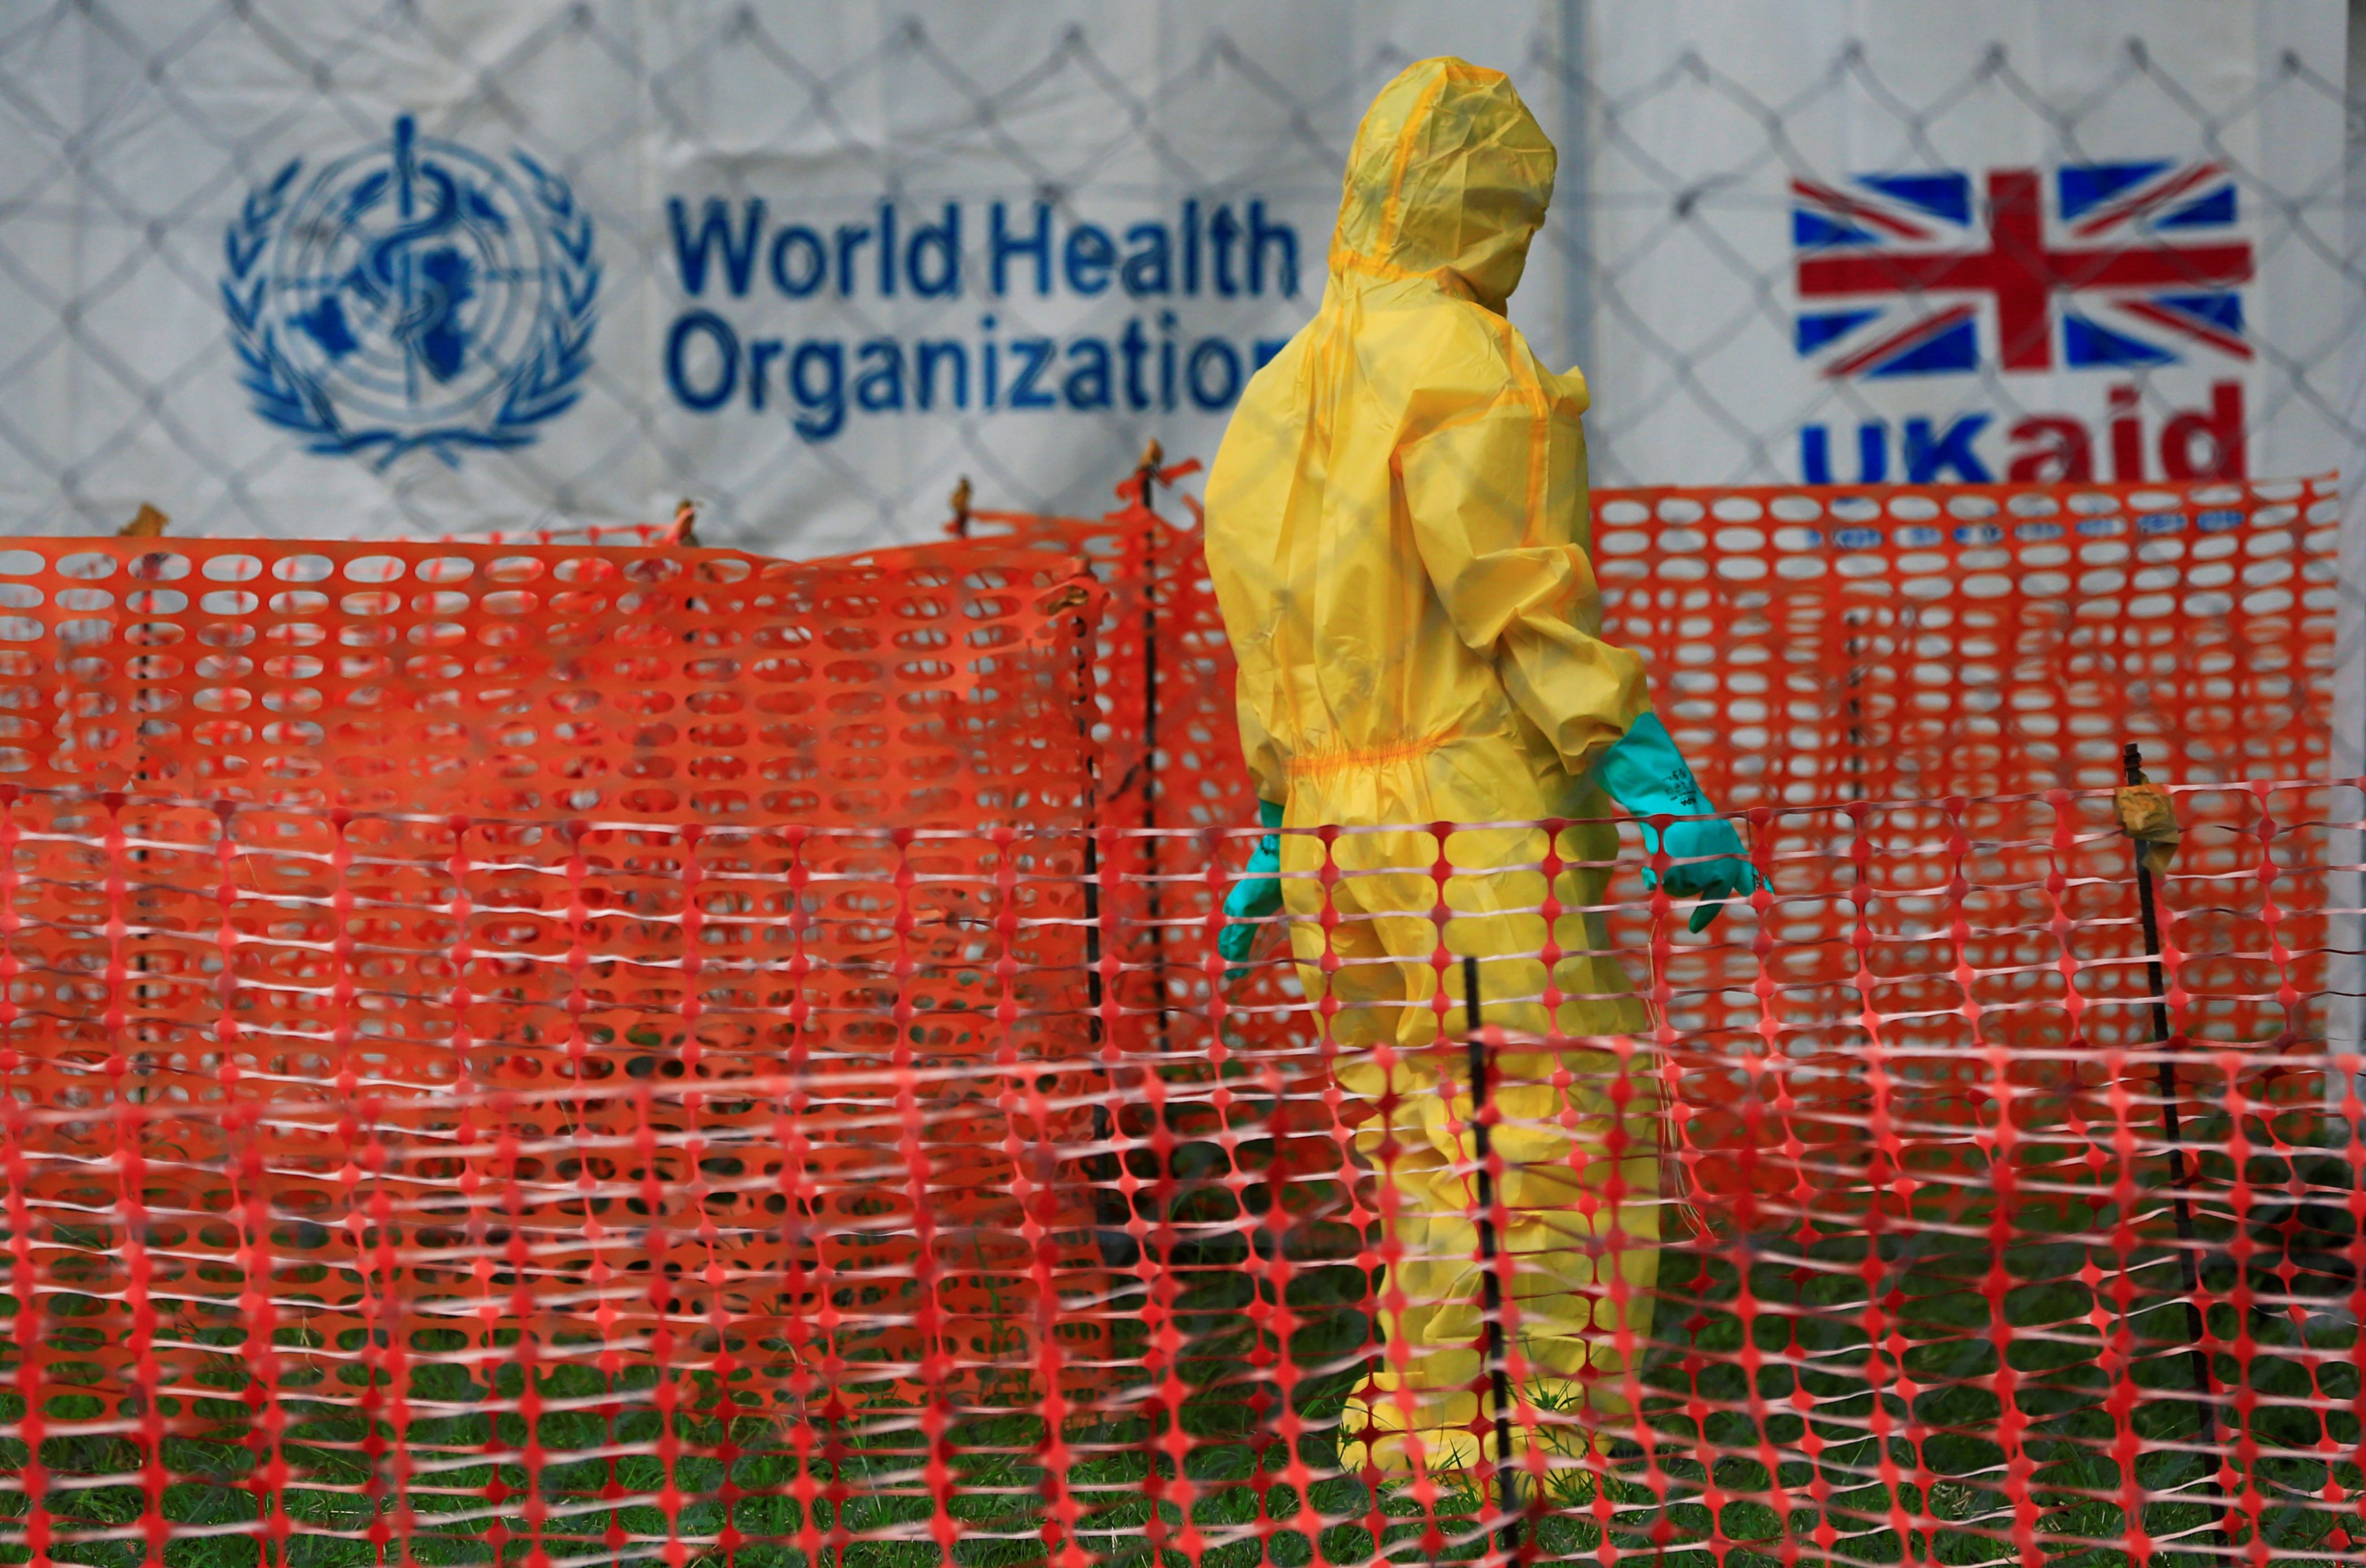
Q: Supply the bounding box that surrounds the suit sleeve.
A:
[1399,383,1649,775]
[1233,679,1288,807]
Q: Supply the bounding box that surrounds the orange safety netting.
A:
[0,535,1117,1471]
[969,473,2336,1206]
[0,473,2358,1565]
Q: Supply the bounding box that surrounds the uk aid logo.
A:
[222,116,599,467]
[1789,162,2254,486]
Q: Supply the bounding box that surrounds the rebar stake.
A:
[2122,741,2228,1555]
[1138,441,1171,1051]
[1463,954,1521,1555]
[947,475,972,540]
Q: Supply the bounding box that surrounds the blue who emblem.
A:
[222,116,598,466]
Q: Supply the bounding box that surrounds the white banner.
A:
[0,2,1573,551]
[0,1,2345,549]
[1582,0,2348,488]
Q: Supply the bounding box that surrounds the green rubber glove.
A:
[1217,798,1286,964]
[1595,714,1759,932]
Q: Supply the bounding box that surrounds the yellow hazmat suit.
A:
[1204,59,1675,1476]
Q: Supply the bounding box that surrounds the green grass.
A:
[5,1114,2360,1567]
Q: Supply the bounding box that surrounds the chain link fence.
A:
[0,2,2356,551]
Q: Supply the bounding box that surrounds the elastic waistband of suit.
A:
[1285,731,1455,779]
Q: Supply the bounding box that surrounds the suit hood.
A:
[1327,58,1557,313]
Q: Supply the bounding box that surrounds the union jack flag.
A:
[1791,162,2253,378]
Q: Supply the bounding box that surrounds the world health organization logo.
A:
[222,116,598,466]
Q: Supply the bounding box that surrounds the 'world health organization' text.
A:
[662,196,1308,441]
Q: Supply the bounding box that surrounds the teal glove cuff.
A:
[1596,713,1708,859]
[1596,715,1760,931]
[1218,798,1286,965]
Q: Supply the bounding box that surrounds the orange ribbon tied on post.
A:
[2114,777,2181,878]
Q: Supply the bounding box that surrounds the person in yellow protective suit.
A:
[1203,58,1756,1477]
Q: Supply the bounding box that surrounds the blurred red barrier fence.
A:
[0,478,2357,1565]
[1,788,2358,1563]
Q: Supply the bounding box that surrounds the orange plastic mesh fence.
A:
[968,472,2337,823]
[1588,477,2337,805]
[0,534,1126,1549]
[0,534,1101,826]
[0,481,2359,1565]
[966,473,2337,1201]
